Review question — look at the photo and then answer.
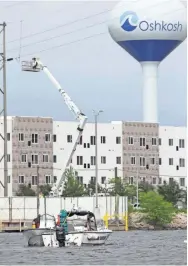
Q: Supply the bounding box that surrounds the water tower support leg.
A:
[141,62,159,123]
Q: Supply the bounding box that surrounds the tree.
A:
[158,180,186,206]
[16,184,36,196]
[62,167,85,197]
[108,177,126,196]
[39,184,52,196]
[139,181,154,193]
[125,184,136,203]
[140,191,175,227]
[85,180,104,196]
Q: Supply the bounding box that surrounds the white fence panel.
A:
[0,197,9,220]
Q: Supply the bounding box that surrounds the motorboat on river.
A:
[42,210,112,247]
[23,214,56,246]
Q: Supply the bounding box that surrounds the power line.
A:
[5,0,181,47]
[7,18,108,53]
[14,31,107,59]
[6,7,184,59]
[5,8,113,46]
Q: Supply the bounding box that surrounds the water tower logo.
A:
[120,11,183,32]
[120,11,138,32]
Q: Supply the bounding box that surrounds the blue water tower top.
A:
[108,0,187,62]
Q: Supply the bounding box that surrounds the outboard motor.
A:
[56,227,66,247]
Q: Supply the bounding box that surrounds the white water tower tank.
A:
[108,0,187,123]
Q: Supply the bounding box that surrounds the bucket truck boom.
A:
[21,58,87,196]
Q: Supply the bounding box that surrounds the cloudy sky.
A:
[0,1,187,126]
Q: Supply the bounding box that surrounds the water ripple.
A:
[0,230,187,265]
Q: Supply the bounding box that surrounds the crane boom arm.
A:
[30,58,87,196]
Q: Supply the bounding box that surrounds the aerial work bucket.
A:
[21,60,41,72]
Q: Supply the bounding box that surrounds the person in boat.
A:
[33,214,41,228]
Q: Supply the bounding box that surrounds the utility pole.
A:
[0,22,7,197]
[93,109,103,208]
[136,168,139,206]
[0,23,13,197]
[37,165,40,217]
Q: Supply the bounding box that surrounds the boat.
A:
[23,214,56,246]
[42,210,112,247]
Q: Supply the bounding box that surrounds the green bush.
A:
[140,191,175,227]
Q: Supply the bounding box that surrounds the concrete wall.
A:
[0,196,127,220]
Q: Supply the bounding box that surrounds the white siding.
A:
[53,121,123,187]
[159,126,187,187]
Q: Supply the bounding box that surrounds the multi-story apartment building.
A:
[53,121,123,188]
[122,122,159,185]
[159,126,187,187]
[0,116,53,196]
[0,116,186,196]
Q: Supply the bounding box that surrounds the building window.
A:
[91,176,96,183]
[31,154,38,165]
[101,156,106,164]
[78,135,83,145]
[91,156,96,166]
[169,158,173,165]
[152,177,156,185]
[159,158,162,165]
[152,138,157,146]
[140,157,145,166]
[45,175,51,184]
[140,137,145,147]
[53,176,57,183]
[128,137,134,145]
[101,176,106,184]
[53,155,57,163]
[169,139,173,146]
[158,138,162,145]
[169,178,174,184]
[179,139,185,148]
[77,156,83,165]
[32,175,37,185]
[90,136,96,145]
[158,178,162,185]
[67,135,72,143]
[101,136,106,144]
[43,154,49,163]
[21,154,27,163]
[131,157,136,165]
[7,154,10,162]
[19,175,24,184]
[76,176,83,184]
[116,137,121,144]
[53,134,56,142]
[19,133,24,142]
[179,158,185,167]
[32,133,38,144]
[180,178,185,187]
[7,176,10,183]
[116,157,121,164]
[129,176,134,185]
[150,158,155,165]
[45,133,51,142]
[7,133,10,141]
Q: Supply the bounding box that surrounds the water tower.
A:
[108,0,187,123]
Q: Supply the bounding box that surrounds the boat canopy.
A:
[67,210,95,218]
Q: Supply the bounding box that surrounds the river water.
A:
[0,230,187,265]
